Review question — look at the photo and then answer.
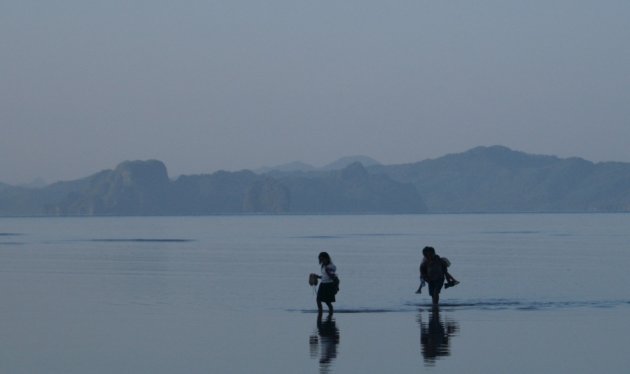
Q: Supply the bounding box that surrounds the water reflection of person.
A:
[309,314,340,373]
[418,308,459,365]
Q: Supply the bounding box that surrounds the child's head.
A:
[318,251,331,265]
[422,246,436,259]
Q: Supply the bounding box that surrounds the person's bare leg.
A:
[326,302,334,316]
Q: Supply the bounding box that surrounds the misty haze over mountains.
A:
[1,146,629,216]
[254,155,381,174]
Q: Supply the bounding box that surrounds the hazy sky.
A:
[2,1,629,184]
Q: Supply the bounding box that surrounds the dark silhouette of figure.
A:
[418,308,459,365]
[312,252,338,316]
[419,246,457,305]
[417,253,460,293]
[309,314,340,373]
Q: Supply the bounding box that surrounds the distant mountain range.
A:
[254,155,381,174]
[1,146,629,216]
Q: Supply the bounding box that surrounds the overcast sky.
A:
[2,1,629,184]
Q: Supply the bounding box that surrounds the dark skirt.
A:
[317,282,337,303]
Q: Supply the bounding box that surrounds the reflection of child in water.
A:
[309,315,340,369]
[418,309,459,364]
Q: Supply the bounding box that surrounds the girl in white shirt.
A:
[314,252,338,316]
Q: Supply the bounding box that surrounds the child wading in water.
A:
[418,246,459,305]
[311,252,338,316]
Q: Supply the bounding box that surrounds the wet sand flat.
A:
[1,215,629,372]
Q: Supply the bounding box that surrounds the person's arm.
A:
[420,262,428,282]
[444,271,452,282]
[325,264,336,278]
[441,259,455,281]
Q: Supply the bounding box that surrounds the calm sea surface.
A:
[1,214,629,373]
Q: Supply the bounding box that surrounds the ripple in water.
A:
[90,238,195,243]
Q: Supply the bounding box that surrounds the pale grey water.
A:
[1,214,629,373]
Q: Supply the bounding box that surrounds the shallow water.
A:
[0,214,629,373]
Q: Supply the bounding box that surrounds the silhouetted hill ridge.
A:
[3,159,420,215]
[370,146,630,212]
[256,155,380,174]
[1,146,629,215]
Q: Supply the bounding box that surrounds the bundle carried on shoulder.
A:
[308,273,319,286]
